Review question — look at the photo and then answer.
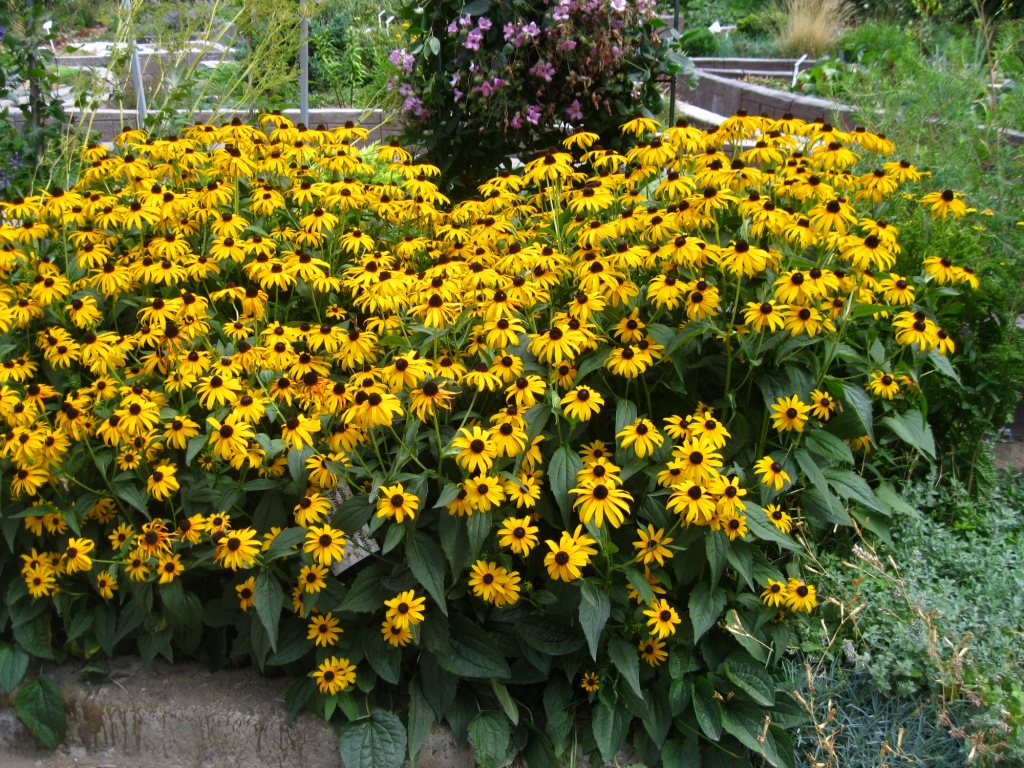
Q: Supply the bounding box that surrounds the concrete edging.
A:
[0,658,473,768]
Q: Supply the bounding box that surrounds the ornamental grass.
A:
[0,110,978,766]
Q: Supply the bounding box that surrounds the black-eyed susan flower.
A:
[638,637,668,667]
[303,524,346,566]
[770,395,811,432]
[753,456,791,491]
[633,524,674,567]
[451,426,497,476]
[312,656,356,695]
[808,389,836,421]
[866,370,900,399]
[376,483,419,524]
[617,418,664,459]
[784,579,818,612]
[64,537,95,574]
[157,552,184,584]
[384,589,426,630]
[308,612,342,647]
[215,527,260,571]
[382,618,413,647]
[299,563,329,594]
[146,461,180,501]
[761,579,787,608]
[236,577,256,611]
[764,504,793,534]
[569,480,633,529]
[497,515,539,556]
[643,598,681,639]
[580,672,600,692]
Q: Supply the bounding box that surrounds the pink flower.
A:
[477,16,492,31]
[526,104,542,125]
[567,99,584,121]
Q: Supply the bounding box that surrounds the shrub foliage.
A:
[0,112,985,765]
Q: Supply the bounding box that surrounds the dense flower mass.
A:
[0,110,977,763]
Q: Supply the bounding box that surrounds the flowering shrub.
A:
[390,0,690,191]
[0,111,979,765]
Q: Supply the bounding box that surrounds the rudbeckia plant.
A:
[0,111,980,766]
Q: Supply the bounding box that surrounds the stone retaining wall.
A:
[0,659,473,768]
[678,70,857,126]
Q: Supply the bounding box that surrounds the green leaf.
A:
[14,675,66,748]
[688,582,726,642]
[491,678,519,726]
[663,737,701,768]
[112,481,148,514]
[363,629,402,685]
[264,526,306,561]
[437,616,510,679]
[805,429,854,464]
[13,614,55,660]
[572,348,612,385]
[801,486,852,526]
[515,613,585,655]
[721,701,765,752]
[0,643,30,693]
[407,679,434,764]
[339,708,407,768]
[767,724,798,768]
[823,467,883,513]
[339,563,386,613]
[185,434,206,466]
[548,445,583,525]
[834,380,875,442]
[607,636,642,698]
[623,566,655,603]
[691,677,722,740]
[406,531,448,616]
[426,36,440,57]
[254,569,284,653]
[468,711,511,768]
[881,409,935,460]
[592,699,630,762]
[705,530,727,589]
[794,449,828,491]
[724,654,775,706]
[381,522,405,555]
[578,581,610,660]
[462,0,493,15]
[876,481,920,518]
[928,349,960,383]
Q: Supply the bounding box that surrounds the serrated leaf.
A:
[823,467,883,512]
[13,675,66,748]
[437,616,510,678]
[705,530,727,589]
[834,380,875,442]
[548,445,583,526]
[254,569,284,653]
[724,654,775,706]
[688,582,726,642]
[407,679,434,764]
[623,566,655,603]
[406,531,447,615]
[881,409,935,460]
[592,700,629,762]
[468,710,510,768]
[721,701,765,752]
[0,643,30,694]
[339,708,406,768]
[876,481,920,517]
[691,677,722,739]
[805,429,854,464]
[264,526,306,561]
[607,635,642,698]
[185,434,206,466]
[579,581,610,660]
[490,678,519,726]
[928,349,960,383]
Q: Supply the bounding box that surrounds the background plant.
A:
[391,0,691,193]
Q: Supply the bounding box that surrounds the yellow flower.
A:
[307,612,342,647]
[643,598,681,639]
[770,395,811,432]
[753,456,791,491]
[215,527,260,571]
[384,589,426,630]
[376,483,419,524]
